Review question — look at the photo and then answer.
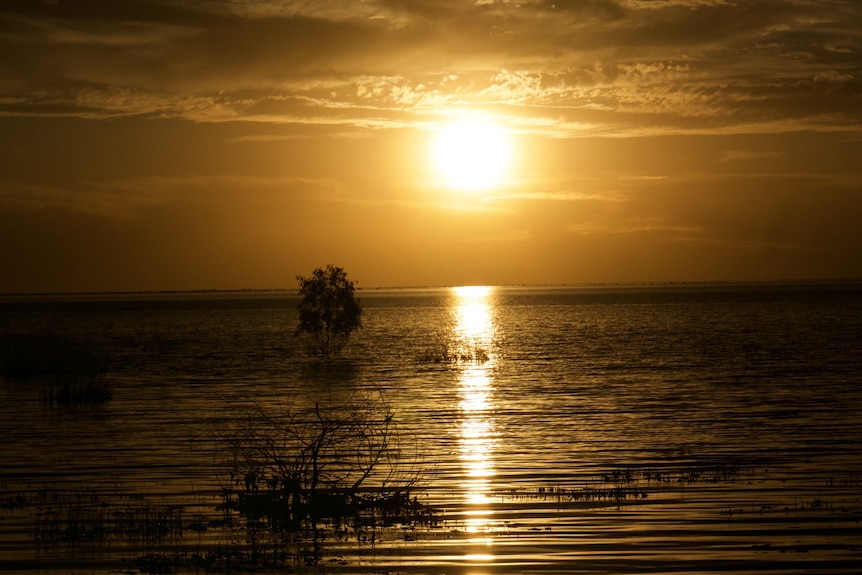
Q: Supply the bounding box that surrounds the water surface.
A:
[1,282,860,573]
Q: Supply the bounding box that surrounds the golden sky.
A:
[1,0,861,292]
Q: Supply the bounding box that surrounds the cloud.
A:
[0,175,339,219]
[497,189,627,202]
[567,221,704,237]
[616,175,668,181]
[0,0,859,137]
[720,150,779,163]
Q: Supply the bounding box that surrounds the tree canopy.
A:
[295,265,362,359]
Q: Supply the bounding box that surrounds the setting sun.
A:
[432,118,512,190]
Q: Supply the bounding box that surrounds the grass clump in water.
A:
[39,374,113,406]
[418,333,490,364]
[0,334,112,405]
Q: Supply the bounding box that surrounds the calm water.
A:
[1,282,861,574]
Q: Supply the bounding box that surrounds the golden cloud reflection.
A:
[451,286,498,544]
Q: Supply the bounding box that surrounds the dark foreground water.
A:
[1,282,861,574]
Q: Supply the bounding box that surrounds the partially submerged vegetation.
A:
[295,265,363,359]
[418,332,490,364]
[1,457,859,573]
[0,334,112,405]
[213,384,432,565]
[38,374,112,405]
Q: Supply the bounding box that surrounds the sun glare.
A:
[432,118,512,190]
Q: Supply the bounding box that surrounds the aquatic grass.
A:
[489,460,759,511]
[32,495,184,547]
[599,461,754,485]
[0,485,183,548]
[418,333,490,364]
[39,374,113,406]
[0,335,112,405]
[3,459,862,574]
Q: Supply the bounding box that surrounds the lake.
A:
[1,281,861,574]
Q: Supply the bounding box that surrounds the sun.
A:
[432,117,512,190]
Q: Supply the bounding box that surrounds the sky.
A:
[1,0,861,293]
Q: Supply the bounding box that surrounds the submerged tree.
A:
[215,385,432,565]
[295,264,362,359]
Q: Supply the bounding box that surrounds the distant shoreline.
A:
[2,277,861,299]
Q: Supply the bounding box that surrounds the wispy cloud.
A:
[0,175,340,219]
[1,0,858,136]
[720,150,780,163]
[567,221,704,237]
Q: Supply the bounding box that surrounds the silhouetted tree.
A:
[296,265,362,359]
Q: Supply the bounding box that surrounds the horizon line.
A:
[2,277,861,299]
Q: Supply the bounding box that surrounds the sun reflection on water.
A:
[452,286,498,549]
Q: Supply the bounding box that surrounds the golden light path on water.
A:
[452,285,498,570]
